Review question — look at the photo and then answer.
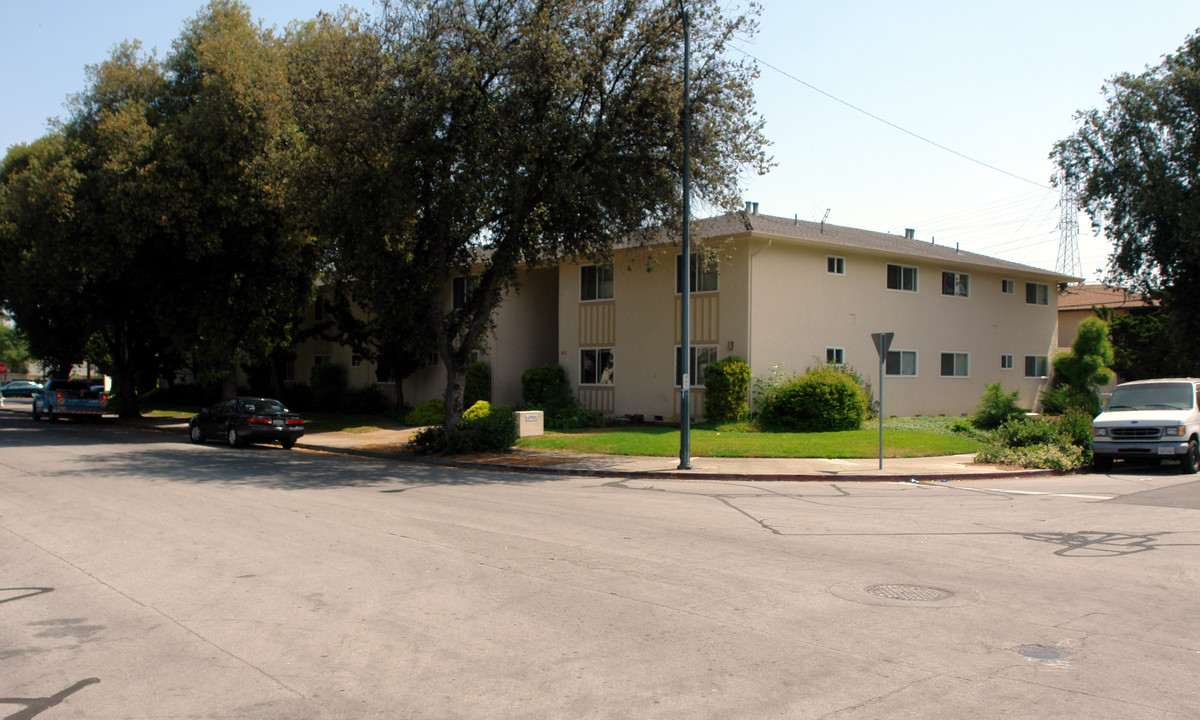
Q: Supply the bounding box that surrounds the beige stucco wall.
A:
[558,240,751,421]
[747,238,1058,416]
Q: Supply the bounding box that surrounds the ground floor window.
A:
[885,350,917,377]
[676,345,718,387]
[580,348,614,385]
[1024,355,1049,378]
[940,352,969,377]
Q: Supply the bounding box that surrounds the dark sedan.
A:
[2,380,44,398]
[188,397,304,449]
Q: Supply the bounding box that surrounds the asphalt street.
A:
[1,409,1198,719]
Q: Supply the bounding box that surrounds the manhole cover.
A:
[1018,646,1062,660]
[865,584,953,602]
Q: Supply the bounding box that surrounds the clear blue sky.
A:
[3,1,1197,280]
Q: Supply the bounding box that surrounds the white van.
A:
[1091,378,1200,473]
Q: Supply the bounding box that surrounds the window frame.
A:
[451,275,478,310]
[1001,354,1014,370]
[1001,278,1015,295]
[886,263,918,292]
[1025,282,1049,306]
[1024,355,1049,378]
[827,256,845,276]
[676,254,719,294]
[675,345,719,387]
[580,262,615,301]
[940,352,970,378]
[580,348,615,386]
[885,349,918,377]
[941,270,970,298]
[826,347,845,365]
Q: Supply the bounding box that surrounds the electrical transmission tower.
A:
[1055,175,1082,280]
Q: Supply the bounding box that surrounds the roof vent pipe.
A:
[904,228,915,239]
[745,201,758,215]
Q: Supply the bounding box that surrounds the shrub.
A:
[311,362,348,412]
[522,365,572,407]
[410,403,517,454]
[975,443,1085,470]
[757,364,870,432]
[465,361,491,407]
[405,398,445,426]
[975,412,1093,470]
[341,385,386,413]
[973,382,1025,429]
[704,355,751,423]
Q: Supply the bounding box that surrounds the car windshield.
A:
[242,399,287,414]
[1107,383,1195,411]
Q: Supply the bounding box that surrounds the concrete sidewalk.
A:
[1,401,1061,481]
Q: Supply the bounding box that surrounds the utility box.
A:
[515,410,544,438]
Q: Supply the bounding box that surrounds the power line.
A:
[736,47,1055,192]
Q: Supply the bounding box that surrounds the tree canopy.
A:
[1053,29,1200,371]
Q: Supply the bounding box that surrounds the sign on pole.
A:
[870,333,894,470]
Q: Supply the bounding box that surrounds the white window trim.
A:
[940,351,970,378]
[1002,278,1015,295]
[1024,355,1049,378]
[826,346,845,365]
[1025,282,1049,306]
[676,254,719,294]
[580,348,614,386]
[886,263,918,293]
[675,345,718,388]
[941,270,970,298]
[1001,354,1014,370]
[885,349,918,377]
[827,256,845,276]
[580,263,615,302]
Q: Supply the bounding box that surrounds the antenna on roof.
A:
[820,208,830,233]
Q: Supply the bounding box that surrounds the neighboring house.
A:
[291,208,1077,418]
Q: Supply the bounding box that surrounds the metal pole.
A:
[878,356,884,470]
[678,0,692,470]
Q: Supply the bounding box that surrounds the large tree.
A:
[1053,29,1200,372]
[293,0,770,429]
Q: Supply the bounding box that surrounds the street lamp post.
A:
[678,0,692,470]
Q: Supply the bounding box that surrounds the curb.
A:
[2,405,1071,482]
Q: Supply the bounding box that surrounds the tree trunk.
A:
[442,357,468,431]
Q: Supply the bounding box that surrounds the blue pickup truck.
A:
[32,379,108,421]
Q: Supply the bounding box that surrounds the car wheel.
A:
[227,427,242,448]
[1093,456,1113,473]
[189,424,206,444]
[1180,439,1200,475]
[281,438,296,450]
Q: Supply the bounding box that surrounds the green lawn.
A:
[517,418,980,458]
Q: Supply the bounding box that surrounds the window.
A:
[581,263,614,301]
[314,296,329,322]
[675,345,718,387]
[580,348,614,385]
[314,354,331,367]
[941,271,969,297]
[676,254,718,293]
[885,350,917,376]
[1002,278,1015,294]
[940,352,969,377]
[886,264,918,292]
[1001,354,1014,370]
[826,347,845,365]
[1025,282,1049,306]
[452,276,478,309]
[351,354,363,368]
[1025,355,1049,378]
[827,256,845,275]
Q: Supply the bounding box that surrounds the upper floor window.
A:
[581,263,614,301]
[1001,354,1014,370]
[941,271,969,298]
[827,256,845,275]
[886,264,918,292]
[1002,278,1015,294]
[677,254,718,294]
[452,275,478,309]
[1025,282,1049,306]
[826,347,845,365]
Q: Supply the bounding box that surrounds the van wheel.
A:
[1180,439,1200,474]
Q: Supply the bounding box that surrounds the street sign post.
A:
[870,332,894,470]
